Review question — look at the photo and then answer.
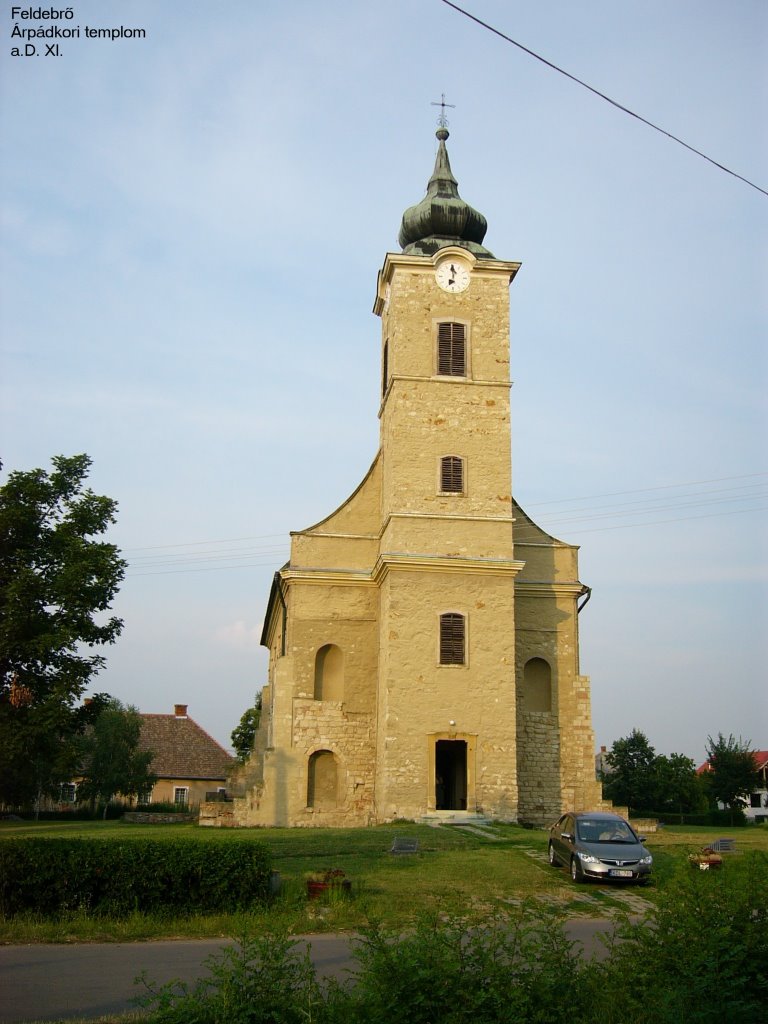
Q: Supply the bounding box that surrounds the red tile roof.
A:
[697,750,768,775]
[138,713,235,781]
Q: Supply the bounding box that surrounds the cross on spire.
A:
[431,93,456,129]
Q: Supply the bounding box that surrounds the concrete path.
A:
[0,920,626,1023]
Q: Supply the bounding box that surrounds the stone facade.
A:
[210,137,609,829]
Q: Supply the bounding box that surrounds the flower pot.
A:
[688,854,723,871]
[306,878,352,900]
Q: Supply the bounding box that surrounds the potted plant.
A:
[305,868,351,899]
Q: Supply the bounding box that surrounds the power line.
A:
[521,472,768,509]
[124,532,285,553]
[439,0,768,198]
[121,475,765,577]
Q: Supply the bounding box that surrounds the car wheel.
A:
[548,843,559,867]
[570,857,582,883]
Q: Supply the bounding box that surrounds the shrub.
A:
[132,857,768,1024]
[349,907,590,1024]
[135,801,191,814]
[649,808,747,827]
[0,837,272,917]
[137,930,337,1024]
[5,802,131,821]
[596,851,768,1023]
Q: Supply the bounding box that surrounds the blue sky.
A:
[1,0,766,761]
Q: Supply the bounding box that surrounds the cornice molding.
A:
[382,373,511,390]
[373,250,521,315]
[374,552,524,583]
[514,580,585,597]
[281,567,376,587]
[381,511,515,533]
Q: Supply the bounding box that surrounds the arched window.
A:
[440,613,466,665]
[440,455,464,493]
[522,657,552,712]
[307,750,338,809]
[437,322,466,376]
[314,644,344,701]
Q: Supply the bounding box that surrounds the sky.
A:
[1,0,766,763]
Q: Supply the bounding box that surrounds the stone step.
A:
[418,811,493,826]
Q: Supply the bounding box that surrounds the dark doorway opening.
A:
[435,740,467,810]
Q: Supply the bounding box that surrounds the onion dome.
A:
[398,127,494,258]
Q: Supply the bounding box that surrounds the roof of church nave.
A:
[398,126,495,259]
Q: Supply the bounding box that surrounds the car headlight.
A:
[640,855,653,865]
[577,852,600,864]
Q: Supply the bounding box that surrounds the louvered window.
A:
[440,613,466,665]
[440,456,463,493]
[437,322,466,376]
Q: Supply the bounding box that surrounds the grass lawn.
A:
[1,818,766,943]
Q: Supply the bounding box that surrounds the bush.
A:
[137,930,335,1024]
[134,855,768,1024]
[135,801,191,814]
[4,802,131,821]
[0,837,272,917]
[637,808,747,827]
[349,907,590,1024]
[597,851,768,1023]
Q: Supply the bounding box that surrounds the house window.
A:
[440,613,466,665]
[437,322,466,376]
[174,787,189,807]
[60,783,77,803]
[750,792,762,808]
[440,455,464,493]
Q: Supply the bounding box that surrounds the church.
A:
[214,124,608,828]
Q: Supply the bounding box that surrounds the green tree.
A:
[704,733,759,823]
[77,698,156,817]
[0,455,126,810]
[654,752,707,816]
[602,729,659,812]
[231,693,263,762]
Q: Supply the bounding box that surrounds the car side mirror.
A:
[560,832,573,842]
[637,836,647,843]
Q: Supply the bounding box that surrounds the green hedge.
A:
[0,837,272,917]
[639,808,747,827]
[5,803,130,821]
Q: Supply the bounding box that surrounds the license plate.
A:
[609,869,633,878]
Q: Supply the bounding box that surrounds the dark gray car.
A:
[548,811,652,884]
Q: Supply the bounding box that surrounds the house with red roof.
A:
[137,704,235,808]
[697,749,768,822]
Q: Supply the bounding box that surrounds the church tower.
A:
[213,126,607,828]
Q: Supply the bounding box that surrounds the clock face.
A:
[435,260,470,293]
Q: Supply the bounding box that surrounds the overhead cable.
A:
[439,0,768,198]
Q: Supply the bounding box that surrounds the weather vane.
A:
[431,93,455,129]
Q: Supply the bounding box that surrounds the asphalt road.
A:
[0,919,624,1023]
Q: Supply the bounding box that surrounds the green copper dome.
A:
[398,127,494,258]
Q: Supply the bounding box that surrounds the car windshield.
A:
[577,820,635,843]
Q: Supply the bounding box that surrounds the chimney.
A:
[600,745,607,753]
[174,704,188,718]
